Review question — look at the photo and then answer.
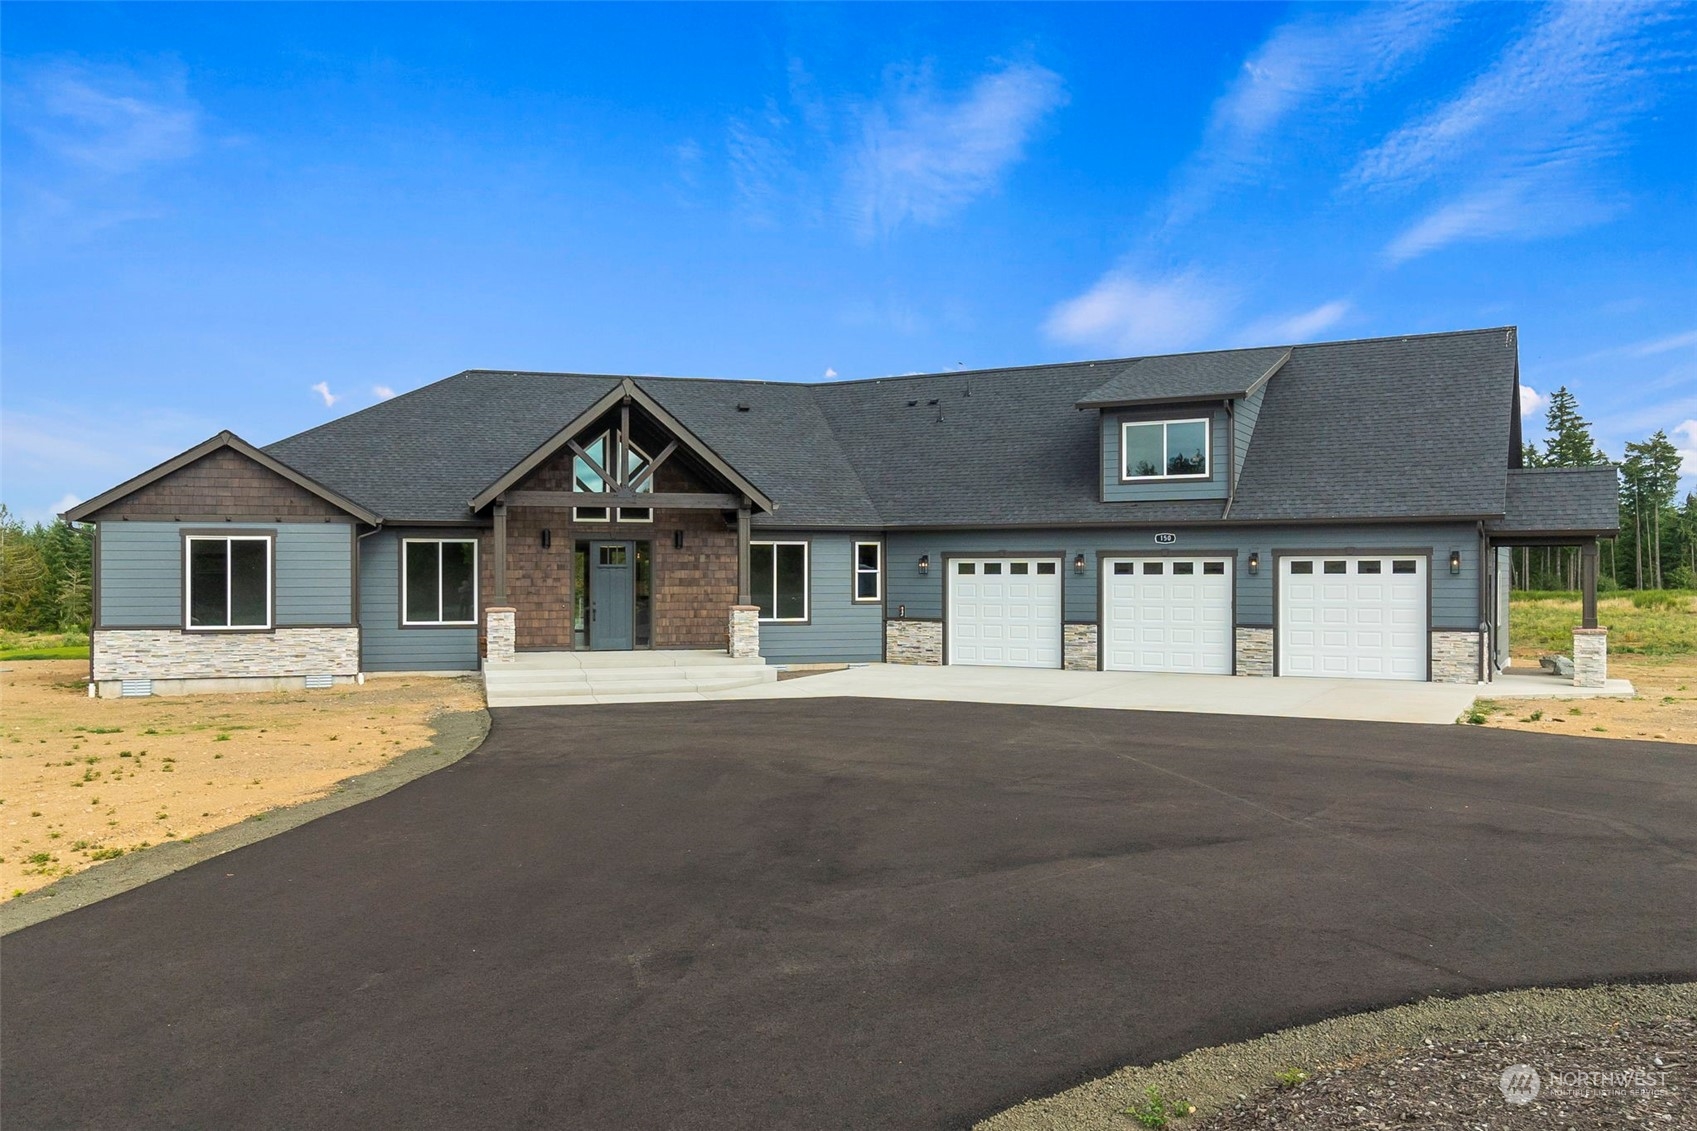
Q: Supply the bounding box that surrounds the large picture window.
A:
[1121,418,1210,480]
[853,541,881,602]
[403,539,478,626]
[750,541,807,622]
[185,535,272,630]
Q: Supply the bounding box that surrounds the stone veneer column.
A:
[1234,627,1273,676]
[884,619,942,665]
[1063,624,1098,671]
[485,607,516,664]
[1572,627,1607,688]
[1430,630,1482,684]
[728,605,761,659]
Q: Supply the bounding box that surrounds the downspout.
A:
[356,521,385,682]
[1221,398,1237,520]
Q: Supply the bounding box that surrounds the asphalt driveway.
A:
[4,700,1694,1130]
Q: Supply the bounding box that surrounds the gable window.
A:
[185,535,271,630]
[403,539,478,626]
[573,429,653,522]
[1121,418,1210,480]
[750,541,807,622]
[853,541,881,602]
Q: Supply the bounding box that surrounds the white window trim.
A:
[751,540,809,623]
[184,535,273,631]
[1120,417,1211,481]
[401,538,480,626]
[616,507,653,523]
[853,540,882,603]
[572,507,610,523]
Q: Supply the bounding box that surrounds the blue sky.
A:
[4,1,1695,521]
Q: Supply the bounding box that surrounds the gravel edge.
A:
[0,705,491,936]
[974,981,1697,1131]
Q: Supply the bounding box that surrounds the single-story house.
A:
[67,326,1619,697]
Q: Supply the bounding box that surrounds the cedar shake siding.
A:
[85,447,352,521]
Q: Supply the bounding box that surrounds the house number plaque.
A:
[1154,533,1176,544]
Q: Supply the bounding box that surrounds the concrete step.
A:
[500,650,766,670]
[486,665,776,687]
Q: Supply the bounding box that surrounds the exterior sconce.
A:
[1073,554,1086,575]
[1449,550,1462,575]
[673,529,685,550]
[918,554,931,576]
[540,529,551,549]
[1247,551,1260,575]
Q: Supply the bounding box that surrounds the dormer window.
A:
[1121,418,1209,481]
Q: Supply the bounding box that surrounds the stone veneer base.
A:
[885,619,943,665]
[1430,630,1482,684]
[1234,627,1274,676]
[92,626,360,685]
[1064,624,1099,671]
[1572,628,1607,688]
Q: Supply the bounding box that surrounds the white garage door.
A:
[947,557,1063,668]
[1102,557,1233,674]
[1279,555,1427,680]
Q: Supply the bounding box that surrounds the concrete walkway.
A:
[697,663,1635,725]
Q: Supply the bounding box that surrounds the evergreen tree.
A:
[1542,387,1607,467]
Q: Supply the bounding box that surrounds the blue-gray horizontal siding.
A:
[885,523,1481,630]
[98,521,353,628]
[756,532,883,663]
[1102,407,1230,501]
[359,528,479,671]
[1232,385,1266,489]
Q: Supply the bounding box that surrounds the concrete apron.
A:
[691,664,1637,725]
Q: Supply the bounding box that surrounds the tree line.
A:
[0,506,94,633]
[1518,387,1695,591]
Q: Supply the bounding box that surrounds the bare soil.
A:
[0,660,484,899]
[1479,654,1697,744]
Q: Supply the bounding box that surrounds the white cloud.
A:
[50,493,83,517]
[822,367,838,380]
[1675,419,1697,478]
[372,385,396,400]
[0,406,217,522]
[311,381,340,407]
[1164,2,1455,227]
[10,61,200,175]
[1520,385,1548,419]
[1631,330,1697,358]
[844,62,1067,239]
[1359,2,1671,262]
[1240,300,1351,345]
[1044,269,1227,355]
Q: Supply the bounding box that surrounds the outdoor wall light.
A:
[540,529,552,550]
[673,529,685,550]
[918,554,931,576]
[1247,551,1260,575]
[1073,554,1086,575]
[1449,550,1462,575]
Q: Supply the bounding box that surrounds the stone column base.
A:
[1431,630,1482,684]
[1234,627,1273,676]
[1064,624,1099,671]
[485,607,516,664]
[885,619,942,665]
[728,605,761,659]
[1573,628,1607,688]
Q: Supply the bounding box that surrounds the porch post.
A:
[493,499,508,603]
[736,501,752,605]
[1580,540,1599,629]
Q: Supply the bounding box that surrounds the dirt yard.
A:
[0,661,485,900]
[1476,654,1697,744]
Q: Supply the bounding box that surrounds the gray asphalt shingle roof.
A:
[1492,467,1620,535]
[264,327,1538,529]
[1074,346,1289,408]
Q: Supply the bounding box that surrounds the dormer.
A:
[1075,346,1289,503]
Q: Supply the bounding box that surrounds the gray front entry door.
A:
[590,541,634,650]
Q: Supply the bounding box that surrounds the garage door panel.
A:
[1280,555,1427,681]
[947,558,1063,668]
[1103,557,1234,674]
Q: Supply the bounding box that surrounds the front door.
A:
[589,541,634,650]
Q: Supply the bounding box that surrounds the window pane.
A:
[983,562,1003,575]
[1324,560,1347,574]
[775,544,806,619]
[856,571,878,600]
[1392,559,1418,574]
[1123,423,1163,477]
[188,540,228,627]
[1173,561,1195,575]
[1036,562,1057,575]
[751,544,776,618]
[1010,562,1030,575]
[957,562,975,574]
[857,543,880,571]
[1166,421,1207,475]
[1203,561,1225,574]
[1357,560,1382,574]
[1290,561,1314,574]
[1143,561,1164,575]
[617,507,652,522]
[230,540,268,626]
[405,542,440,623]
[1114,562,1135,575]
[573,507,609,522]
[441,542,475,622]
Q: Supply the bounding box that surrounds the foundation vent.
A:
[304,674,334,690]
[119,679,153,698]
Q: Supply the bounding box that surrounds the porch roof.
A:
[1487,466,1621,541]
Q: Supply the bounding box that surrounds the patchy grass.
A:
[0,630,90,662]
[1510,591,1697,655]
[0,660,485,900]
